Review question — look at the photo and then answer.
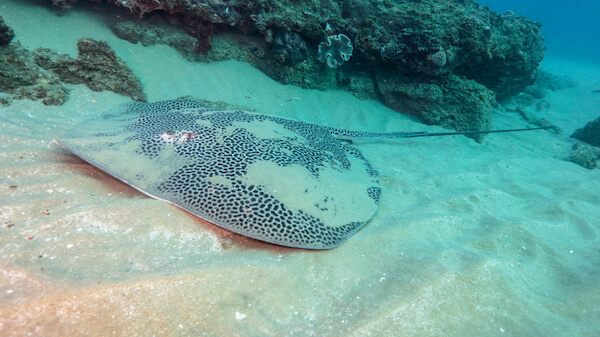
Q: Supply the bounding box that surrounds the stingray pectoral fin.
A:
[53,139,177,206]
[145,154,379,249]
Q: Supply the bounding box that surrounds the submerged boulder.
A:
[567,143,600,169]
[376,74,495,142]
[47,0,544,135]
[33,38,147,102]
[0,36,146,105]
[0,15,15,46]
[0,41,69,105]
[571,116,600,147]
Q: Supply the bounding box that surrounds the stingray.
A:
[54,98,549,249]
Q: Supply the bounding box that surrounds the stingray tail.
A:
[332,126,555,141]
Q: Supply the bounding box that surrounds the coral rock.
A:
[0,15,15,46]
[272,31,308,65]
[317,34,353,69]
[376,73,495,142]
[571,116,600,147]
[33,38,147,102]
[429,50,447,67]
[0,41,69,105]
[567,143,600,169]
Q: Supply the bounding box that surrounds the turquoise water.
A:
[478,0,600,64]
[1,1,599,336]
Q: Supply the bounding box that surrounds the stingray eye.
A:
[160,130,180,142]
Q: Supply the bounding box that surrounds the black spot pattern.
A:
[111,99,381,249]
[367,186,382,203]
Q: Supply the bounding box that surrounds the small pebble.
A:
[235,312,246,321]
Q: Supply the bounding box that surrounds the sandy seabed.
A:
[1,1,600,336]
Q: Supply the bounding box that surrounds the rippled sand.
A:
[1,1,600,335]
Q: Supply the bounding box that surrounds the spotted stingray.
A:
[54,98,548,249]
